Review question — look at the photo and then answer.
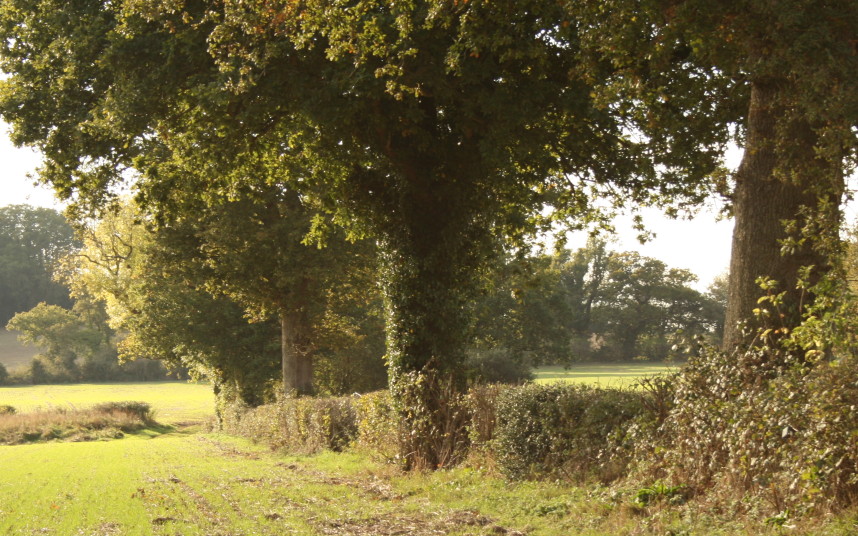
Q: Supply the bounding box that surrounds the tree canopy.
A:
[1,0,854,465]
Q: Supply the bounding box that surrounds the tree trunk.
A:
[380,151,485,470]
[723,81,841,351]
[383,244,473,470]
[280,283,314,397]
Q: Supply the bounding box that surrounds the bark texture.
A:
[723,81,840,351]
[280,305,313,397]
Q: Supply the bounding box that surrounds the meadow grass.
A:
[0,328,37,369]
[533,361,679,387]
[0,382,214,424]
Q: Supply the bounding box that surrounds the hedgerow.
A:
[220,381,655,484]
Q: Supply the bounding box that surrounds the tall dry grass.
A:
[0,402,154,444]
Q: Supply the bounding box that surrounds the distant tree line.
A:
[469,240,725,381]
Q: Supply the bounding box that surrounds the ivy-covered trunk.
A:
[723,81,842,352]
[379,160,485,470]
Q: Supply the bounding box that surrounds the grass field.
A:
[0,382,214,424]
[0,328,37,370]
[0,378,852,534]
[533,362,679,387]
[0,430,847,535]
[0,433,614,536]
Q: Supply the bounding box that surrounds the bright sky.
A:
[0,121,734,290]
[0,127,56,208]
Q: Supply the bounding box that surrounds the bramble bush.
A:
[631,343,858,515]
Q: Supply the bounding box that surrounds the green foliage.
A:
[221,395,359,455]
[634,340,858,514]
[5,297,171,383]
[0,205,76,324]
[473,240,724,364]
[494,383,650,482]
[6,302,102,382]
[62,201,281,399]
[351,390,399,461]
[152,186,385,397]
[633,482,687,508]
[0,363,7,385]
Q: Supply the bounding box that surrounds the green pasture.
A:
[0,382,214,424]
[533,362,678,387]
[0,328,37,370]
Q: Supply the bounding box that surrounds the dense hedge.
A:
[221,395,360,454]
[221,382,654,482]
[494,384,650,482]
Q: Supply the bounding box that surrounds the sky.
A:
[0,122,735,291]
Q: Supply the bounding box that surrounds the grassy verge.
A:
[0,382,214,424]
[533,362,679,387]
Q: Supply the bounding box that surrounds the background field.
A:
[0,328,38,370]
[0,382,215,424]
[533,362,679,387]
[0,362,674,428]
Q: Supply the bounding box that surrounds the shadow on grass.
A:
[131,420,209,439]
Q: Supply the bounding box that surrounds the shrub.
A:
[0,363,7,385]
[0,405,15,415]
[634,345,858,515]
[466,384,508,446]
[495,383,650,482]
[29,358,48,384]
[352,390,398,460]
